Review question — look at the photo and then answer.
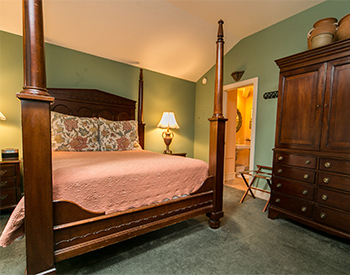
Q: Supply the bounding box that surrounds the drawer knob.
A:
[276,183,282,188]
[0,194,8,200]
[277,169,283,174]
[323,178,330,184]
[275,198,281,204]
[0,169,7,176]
[0,181,7,187]
[305,160,311,165]
[324,162,331,168]
[320,212,327,219]
[321,194,328,201]
[303,174,309,180]
[301,206,308,213]
[278,156,284,161]
[302,189,309,196]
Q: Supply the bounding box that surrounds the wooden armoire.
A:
[269,39,350,238]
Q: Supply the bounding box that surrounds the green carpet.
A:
[1,186,349,274]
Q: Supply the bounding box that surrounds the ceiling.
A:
[0,0,325,82]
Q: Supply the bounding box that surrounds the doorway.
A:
[223,77,258,186]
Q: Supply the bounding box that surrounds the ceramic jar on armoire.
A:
[269,38,350,239]
[308,13,350,49]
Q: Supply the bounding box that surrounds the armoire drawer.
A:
[319,158,350,175]
[274,152,316,169]
[273,164,315,184]
[316,187,350,212]
[272,176,314,200]
[314,205,350,233]
[318,172,350,192]
[271,192,314,218]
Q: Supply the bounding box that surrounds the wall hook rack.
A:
[263,91,278,99]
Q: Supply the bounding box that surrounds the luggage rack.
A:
[239,165,272,212]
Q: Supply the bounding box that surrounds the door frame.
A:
[223,77,259,177]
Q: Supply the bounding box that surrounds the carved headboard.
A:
[48,88,136,121]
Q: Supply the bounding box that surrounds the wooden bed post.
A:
[207,19,227,229]
[138,68,146,149]
[17,0,56,274]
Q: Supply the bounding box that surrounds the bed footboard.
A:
[51,176,214,261]
[53,191,214,262]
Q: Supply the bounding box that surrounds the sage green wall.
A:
[0,32,23,155]
[0,31,196,157]
[194,0,350,176]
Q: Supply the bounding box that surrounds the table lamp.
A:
[157,112,179,154]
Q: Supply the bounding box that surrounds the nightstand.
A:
[0,160,21,211]
[169,153,187,157]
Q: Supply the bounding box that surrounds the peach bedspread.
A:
[0,150,208,247]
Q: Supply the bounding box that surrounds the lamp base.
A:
[163,149,172,154]
[162,130,174,155]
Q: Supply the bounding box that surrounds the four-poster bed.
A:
[5,0,227,274]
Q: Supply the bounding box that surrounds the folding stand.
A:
[239,165,272,212]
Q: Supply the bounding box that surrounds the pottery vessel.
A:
[308,17,337,49]
[336,13,350,41]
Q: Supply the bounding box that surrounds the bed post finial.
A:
[217,19,224,41]
[138,68,145,149]
[213,19,224,118]
[207,19,227,229]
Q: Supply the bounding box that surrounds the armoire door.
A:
[275,63,326,150]
[321,56,350,153]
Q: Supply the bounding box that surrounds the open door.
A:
[223,77,258,182]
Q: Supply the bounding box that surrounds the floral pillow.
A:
[51,112,99,151]
[99,118,142,151]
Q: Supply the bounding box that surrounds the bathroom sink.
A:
[236,144,250,151]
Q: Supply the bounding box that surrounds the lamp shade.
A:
[0,112,6,121]
[157,112,179,129]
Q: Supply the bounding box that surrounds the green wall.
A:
[194,0,350,175]
[0,31,196,157]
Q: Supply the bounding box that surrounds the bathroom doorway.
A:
[223,77,258,183]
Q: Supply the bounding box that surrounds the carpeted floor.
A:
[1,186,349,274]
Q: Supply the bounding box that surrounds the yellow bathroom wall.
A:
[236,91,245,145]
[236,87,253,168]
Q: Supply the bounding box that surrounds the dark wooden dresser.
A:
[0,160,21,211]
[269,39,350,238]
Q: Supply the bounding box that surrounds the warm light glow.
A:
[157,112,180,129]
[0,112,6,121]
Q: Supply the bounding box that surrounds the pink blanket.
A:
[0,150,208,247]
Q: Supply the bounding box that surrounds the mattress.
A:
[0,150,208,247]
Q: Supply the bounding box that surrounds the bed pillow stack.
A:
[51,112,142,151]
